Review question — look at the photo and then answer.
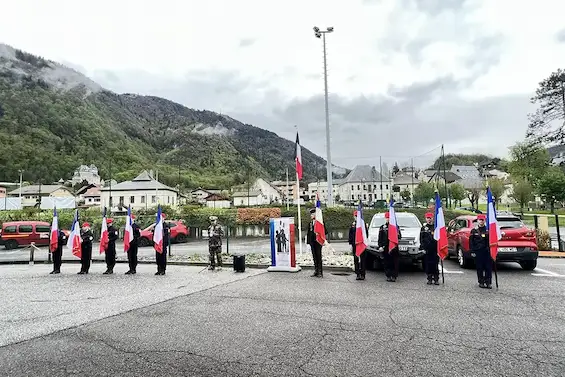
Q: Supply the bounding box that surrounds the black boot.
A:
[125,270,133,275]
[356,274,362,280]
[427,275,432,285]
[78,271,85,275]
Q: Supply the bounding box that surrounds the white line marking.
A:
[439,265,464,274]
[533,268,561,276]
[531,273,565,277]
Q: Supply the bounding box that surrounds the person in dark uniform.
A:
[78,222,94,274]
[420,212,439,285]
[307,208,326,277]
[378,212,402,282]
[470,214,492,289]
[349,210,368,280]
[125,214,140,275]
[50,230,67,274]
[104,218,119,274]
[155,214,169,275]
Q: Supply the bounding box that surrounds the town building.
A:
[337,165,391,205]
[306,180,342,203]
[71,164,101,186]
[100,170,178,211]
[190,188,222,204]
[8,185,75,208]
[391,173,421,202]
[204,193,231,208]
[231,178,282,206]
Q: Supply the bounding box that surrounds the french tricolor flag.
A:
[124,206,133,253]
[388,200,399,251]
[50,207,58,253]
[486,186,502,261]
[355,201,368,257]
[66,209,82,258]
[295,132,303,180]
[100,207,109,254]
[433,191,449,260]
[153,205,164,254]
[314,193,326,245]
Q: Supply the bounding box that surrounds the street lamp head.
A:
[315,32,321,38]
[313,26,320,32]
[327,26,334,32]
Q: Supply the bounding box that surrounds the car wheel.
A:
[4,240,18,250]
[457,246,471,269]
[138,237,150,247]
[519,260,537,270]
[175,234,187,243]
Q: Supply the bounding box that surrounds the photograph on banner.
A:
[270,217,295,268]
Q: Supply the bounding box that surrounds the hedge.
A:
[0,206,469,236]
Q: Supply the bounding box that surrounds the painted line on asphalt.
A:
[439,265,464,274]
[531,267,565,277]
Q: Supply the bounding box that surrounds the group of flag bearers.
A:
[48,204,170,276]
[343,188,502,287]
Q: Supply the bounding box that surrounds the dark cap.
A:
[309,208,316,214]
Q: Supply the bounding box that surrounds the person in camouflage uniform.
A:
[208,216,225,270]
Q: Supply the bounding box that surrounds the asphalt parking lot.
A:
[0,258,564,376]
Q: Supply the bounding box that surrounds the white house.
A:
[231,178,282,206]
[337,165,391,204]
[100,170,178,211]
[391,173,420,202]
[71,164,101,185]
[205,193,231,208]
[307,180,342,203]
[8,185,75,208]
[191,188,222,204]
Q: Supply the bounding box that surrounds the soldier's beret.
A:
[209,216,218,221]
[309,208,316,214]
[425,212,433,218]
[106,218,113,224]
[476,214,486,220]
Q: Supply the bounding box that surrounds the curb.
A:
[0,259,355,272]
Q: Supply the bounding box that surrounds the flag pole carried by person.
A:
[388,199,399,251]
[433,191,449,284]
[124,205,133,253]
[50,207,58,253]
[486,186,501,288]
[100,207,109,254]
[66,209,82,258]
[355,200,368,262]
[295,127,303,255]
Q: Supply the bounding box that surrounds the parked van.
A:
[0,221,57,250]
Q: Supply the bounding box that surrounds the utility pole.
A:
[177,162,181,205]
[411,158,415,207]
[379,156,383,200]
[18,169,23,205]
[286,167,290,210]
[441,144,449,208]
[108,160,112,213]
[313,26,335,207]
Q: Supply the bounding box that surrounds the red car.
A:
[138,220,189,247]
[447,214,538,270]
[0,221,69,250]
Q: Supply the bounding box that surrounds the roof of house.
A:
[100,170,177,192]
[450,165,481,179]
[205,193,229,201]
[8,185,70,195]
[428,171,462,183]
[341,165,389,184]
[84,187,101,197]
[392,174,420,185]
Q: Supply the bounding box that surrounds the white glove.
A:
[323,240,329,246]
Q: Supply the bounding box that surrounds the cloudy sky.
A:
[2,0,565,169]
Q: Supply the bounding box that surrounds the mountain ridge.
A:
[0,43,345,189]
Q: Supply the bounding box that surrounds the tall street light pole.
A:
[313,26,334,207]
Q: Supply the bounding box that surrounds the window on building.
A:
[151,196,156,203]
[130,196,135,204]
[380,184,383,190]
[95,198,100,202]
[363,185,366,190]
[351,185,354,190]
[351,195,355,200]
[357,185,360,190]
[167,196,170,204]
[119,196,124,205]
[367,184,371,191]
[386,184,389,190]
[18,225,33,233]
[369,194,373,200]
[363,194,367,200]
[141,196,145,204]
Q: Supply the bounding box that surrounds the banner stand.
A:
[267,217,302,273]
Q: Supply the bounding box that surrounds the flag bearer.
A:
[349,210,368,280]
[103,218,119,274]
[378,212,401,282]
[307,208,324,277]
[78,222,94,274]
[155,214,170,275]
[470,214,492,289]
[50,230,67,274]
[125,215,140,275]
[207,216,224,270]
[420,213,439,285]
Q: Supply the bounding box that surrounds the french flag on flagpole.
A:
[355,201,368,257]
[314,193,326,245]
[295,131,303,180]
[388,199,399,251]
[124,206,133,253]
[100,207,109,254]
[486,187,502,261]
[433,191,449,260]
[50,207,58,253]
[66,209,82,258]
[153,205,164,254]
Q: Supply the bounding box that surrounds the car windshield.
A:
[371,216,421,228]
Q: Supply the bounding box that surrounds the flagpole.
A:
[494,259,498,288]
[441,258,445,284]
[296,172,303,255]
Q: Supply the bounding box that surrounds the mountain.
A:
[0,43,337,189]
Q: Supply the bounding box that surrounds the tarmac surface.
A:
[1,259,565,376]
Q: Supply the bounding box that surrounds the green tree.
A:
[449,183,466,207]
[400,188,411,202]
[537,167,565,213]
[487,178,506,205]
[526,69,565,143]
[413,182,435,205]
[510,178,534,214]
[508,141,550,184]
[392,162,400,175]
[429,153,493,170]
